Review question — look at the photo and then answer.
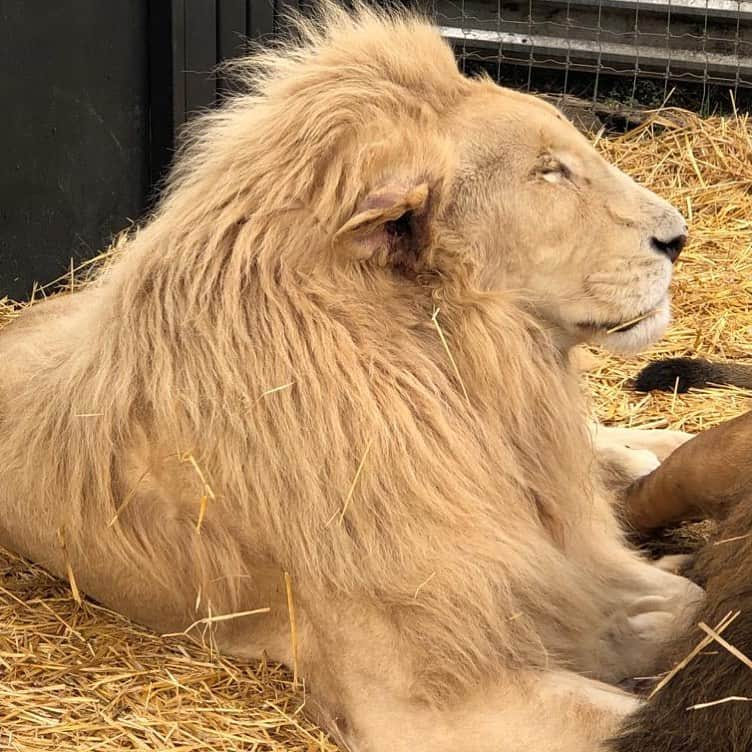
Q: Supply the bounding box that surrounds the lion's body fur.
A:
[0,5,701,750]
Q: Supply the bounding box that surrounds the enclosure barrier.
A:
[431,0,751,100]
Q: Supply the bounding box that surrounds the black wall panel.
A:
[0,0,294,301]
[0,1,150,300]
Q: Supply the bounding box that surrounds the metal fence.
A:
[3,0,747,299]
[162,1,751,122]
[427,0,752,112]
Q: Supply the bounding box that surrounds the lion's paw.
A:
[594,425,694,463]
[605,574,704,680]
[634,429,693,462]
[652,554,694,574]
[624,580,702,648]
[614,446,661,482]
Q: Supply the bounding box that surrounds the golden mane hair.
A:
[2,3,599,698]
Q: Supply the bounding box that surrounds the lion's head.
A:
[127,6,686,363]
[441,89,686,353]
[317,24,686,357]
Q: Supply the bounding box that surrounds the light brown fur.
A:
[624,410,752,531]
[615,410,752,751]
[0,6,701,750]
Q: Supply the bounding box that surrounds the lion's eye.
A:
[540,161,572,183]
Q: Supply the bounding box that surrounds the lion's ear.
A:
[334,181,432,268]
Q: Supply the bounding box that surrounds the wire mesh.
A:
[424,0,752,114]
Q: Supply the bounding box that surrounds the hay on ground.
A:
[584,109,752,434]
[0,110,750,749]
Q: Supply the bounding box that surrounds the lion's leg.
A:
[591,423,693,463]
[261,594,642,752]
[590,423,693,508]
[556,500,702,683]
[326,668,639,752]
[579,547,704,683]
[623,409,752,532]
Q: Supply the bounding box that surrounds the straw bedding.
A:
[0,111,750,750]
[584,109,752,433]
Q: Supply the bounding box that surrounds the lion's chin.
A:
[590,302,671,355]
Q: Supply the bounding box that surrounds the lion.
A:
[623,409,752,532]
[0,5,702,750]
[615,410,752,752]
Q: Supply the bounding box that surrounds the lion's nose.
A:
[650,232,687,264]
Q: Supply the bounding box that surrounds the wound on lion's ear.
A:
[334,180,432,270]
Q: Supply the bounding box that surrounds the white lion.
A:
[0,5,700,751]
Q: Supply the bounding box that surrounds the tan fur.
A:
[624,410,752,531]
[0,6,701,750]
